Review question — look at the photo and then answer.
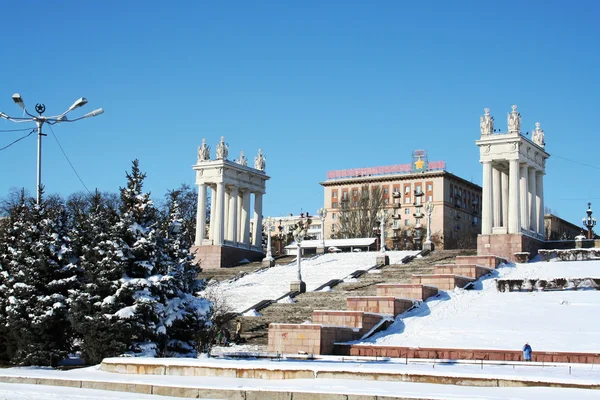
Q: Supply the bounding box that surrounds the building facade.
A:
[320,152,482,250]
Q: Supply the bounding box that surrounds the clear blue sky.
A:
[1,1,599,226]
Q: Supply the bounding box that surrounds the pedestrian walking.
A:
[522,343,532,362]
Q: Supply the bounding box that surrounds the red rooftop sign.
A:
[326,160,446,180]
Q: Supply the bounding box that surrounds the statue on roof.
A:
[236,150,248,166]
[254,148,266,171]
[532,122,545,148]
[479,108,494,136]
[215,136,228,160]
[197,138,210,162]
[507,105,521,134]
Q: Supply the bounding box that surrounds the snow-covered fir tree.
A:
[155,190,211,357]
[1,192,78,366]
[68,191,132,364]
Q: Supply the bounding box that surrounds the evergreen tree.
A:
[156,190,211,357]
[112,160,163,356]
[2,192,77,366]
[68,191,132,364]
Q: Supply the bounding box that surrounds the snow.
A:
[2,359,600,400]
[242,309,262,317]
[358,259,600,352]
[202,251,418,312]
[277,295,296,304]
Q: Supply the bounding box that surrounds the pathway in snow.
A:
[358,260,600,353]
[203,251,418,313]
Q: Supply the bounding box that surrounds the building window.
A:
[384,187,389,194]
[427,184,432,191]
[332,213,336,219]
[393,186,399,193]
[332,202,338,208]
[404,197,411,204]
[353,201,358,207]
[427,195,433,202]
[332,224,336,231]
[384,198,389,204]
[353,189,358,197]
[404,219,410,226]
[405,208,411,214]
[332,191,337,198]
[404,186,411,194]
[393,220,399,228]
[416,185,421,192]
[342,192,348,200]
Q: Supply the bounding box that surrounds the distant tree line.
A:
[0,160,214,366]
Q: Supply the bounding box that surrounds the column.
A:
[537,172,544,238]
[194,183,207,246]
[493,167,501,228]
[215,182,225,245]
[481,161,493,235]
[209,186,216,242]
[228,187,239,244]
[252,193,263,248]
[241,190,251,245]
[519,164,529,232]
[529,167,537,232]
[223,189,230,241]
[501,171,509,228]
[237,190,243,242]
[508,159,521,234]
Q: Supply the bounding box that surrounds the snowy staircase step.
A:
[455,255,506,269]
[411,274,475,291]
[376,283,438,301]
[346,296,415,317]
[312,310,386,335]
[433,264,493,279]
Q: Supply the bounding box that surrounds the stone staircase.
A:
[198,255,296,283]
[267,251,508,356]
[234,249,476,348]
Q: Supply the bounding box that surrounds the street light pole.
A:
[317,207,327,253]
[0,94,103,204]
[583,202,597,240]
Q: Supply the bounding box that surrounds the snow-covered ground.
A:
[203,251,418,312]
[358,259,600,352]
[2,359,600,400]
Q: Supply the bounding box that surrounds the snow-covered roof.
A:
[285,238,376,249]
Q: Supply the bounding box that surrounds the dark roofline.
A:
[320,170,481,191]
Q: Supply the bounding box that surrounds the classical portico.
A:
[191,137,270,269]
[475,106,550,261]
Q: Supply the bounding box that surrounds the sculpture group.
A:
[479,105,545,149]
[197,136,266,171]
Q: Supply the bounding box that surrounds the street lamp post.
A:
[0,93,103,204]
[262,217,275,267]
[583,202,597,240]
[317,207,327,253]
[290,215,308,293]
[375,210,389,266]
[277,219,284,256]
[423,201,435,251]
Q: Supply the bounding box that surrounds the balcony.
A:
[392,191,401,198]
[414,190,425,197]
[455,213,461,220]
[392,213,401,219]
[413,212,424,218]
[392,203,401,209]
[393,226,401,231]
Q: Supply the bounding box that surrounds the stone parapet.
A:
[433,264,493,279]
[476,234,543,264]
[312,310,383,335]
[333,344,600,364]
[411,274,475,291]
[191,245,263,269]
[455,254,507,269]
[376,283,438,301]
[346,296,414,316]
[267,323,358,355]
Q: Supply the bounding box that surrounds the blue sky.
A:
[0,1,599,226]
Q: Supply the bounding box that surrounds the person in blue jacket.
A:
[523,343,532,361]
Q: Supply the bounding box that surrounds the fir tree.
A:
[68,191,132,364]
[2,192,77,366]
[113,160,162,356]
[156,190,211,357]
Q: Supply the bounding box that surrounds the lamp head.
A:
[12,93,25,109]
[83,108,104,118]
[0,111,8,119]
[68,97,88,111]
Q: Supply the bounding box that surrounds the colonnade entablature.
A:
[475,106,550,239]
[193,136,270,252]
